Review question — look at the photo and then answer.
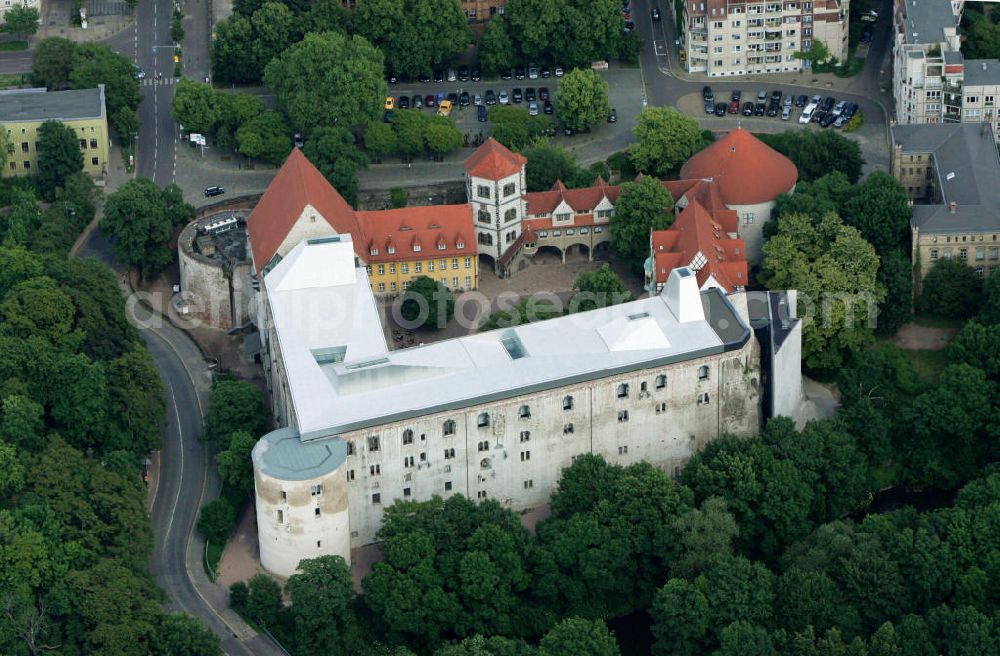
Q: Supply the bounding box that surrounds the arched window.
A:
[504,207,518,222]
[478,208,491,224]
[443,419,456,436]
[563,395,573,410]
[402,429,414,445]
[519,404,530,418]
[478,440,490,452]
[617,383,629,398]
[477,412,490,428]
[655,374,667,389]
[698,365,709,381]
[478,232,493,246]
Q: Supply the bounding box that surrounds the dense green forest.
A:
[0,175,220,655]
[231,275,1000,655]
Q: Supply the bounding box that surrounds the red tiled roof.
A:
[247,148,361,273]
[464,138,527,180]
[680,128,798,206]
[354,204,474,263]
[523,177,620,216]
[651,200,748,293]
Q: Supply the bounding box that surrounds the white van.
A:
[799,103,817,124]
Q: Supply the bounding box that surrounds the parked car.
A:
[757,90,767,102]
[528,100,539,116]
[412,95,423,108]
[499,90,510,104]
[294,133,304,148]
[703,85,714,101]
[820,112,838,127]
[541,66,551,78]
[387,72,398,84]
[433,70,444,82]
[728,99,740,114]
[554,66,564,77]
[781,106,792,121]
[843,102,859,119]
[832,100,847,115]
[425,94,436,107]
[608,107,617,122]
[382,110,394,123]
[795,94,808,107]
[447,92,458,105]
[485,89,496,105]
[478,105,488,122]
[134,65,146,79]
[458,65,469,81]
[783,95,793,107]
[512,88,523,103]
[812,108,828,123]
[525,87,537,101]
[418,73,431,83]
[515,64,526,80]
[715,102,728,116]
[771,90,782,102]
[528,63,538,79]
[766,102,779,117]
[821,97,835,112]
[474,93,482,106]
[539,87,550,101]
[471,66,481,81]
[651,6,662,20]
[501,68,513,80]
[544,100,554,115]
[459,91,470,107]
[705,99,716,114]
[398,95,410,109]
[833,114,848,128]
[799,103,816,123]
[754,102,766,116]
[810,94,823,105]
[447,68,457,82]
[731,89,742,102]
[384,96,395,110]
[861,9,879,21]
[861,26,873,43]
[742,101,753,116]
[437,100,453,116]
[204,186,225,197]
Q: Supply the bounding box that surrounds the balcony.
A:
[765,30,782,39]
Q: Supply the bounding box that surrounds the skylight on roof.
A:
[628,312,651,321]
[311,346,346,365]
[500,333,528,360]
[307,236,342,245]
[345,357,390,370]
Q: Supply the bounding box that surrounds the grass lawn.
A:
[204,539,224,581]
[903,348,951,383]
[0,72,26,89]
[0,41,28,52]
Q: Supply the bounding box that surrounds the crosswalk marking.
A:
[141,77,179,87]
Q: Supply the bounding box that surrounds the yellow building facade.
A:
[0,85,109,180]
[367,253,478,295]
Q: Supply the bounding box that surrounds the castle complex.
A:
[243,131,804,577]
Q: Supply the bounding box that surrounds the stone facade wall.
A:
[334,338,761,548]
[356,180,468,211]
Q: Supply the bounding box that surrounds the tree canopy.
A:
[553,68,611,133]
[610,176,674,273]
[99,178,194,279]
[356,0,471,78]
[629,107,706,177]
[399,275,455,329]
[264,31,387,135]
[758,129,864,184]
[36,121,84,201]
[760,211,884,371]
[569,264,632,313]
[917,259,982,319]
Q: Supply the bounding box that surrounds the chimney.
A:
[949,201,957,213]
[662,267,705,323]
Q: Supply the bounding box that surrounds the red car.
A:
[728,99,740,114]
[424,94,436,108]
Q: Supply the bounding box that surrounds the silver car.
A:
[528,100,539,116]
[498,90,509,105]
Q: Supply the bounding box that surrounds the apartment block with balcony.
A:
[682,0,848,76]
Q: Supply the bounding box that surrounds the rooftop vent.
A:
[946,171,956,180]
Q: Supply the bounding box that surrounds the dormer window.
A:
[387,246,395,254]
[438,242,446,250]
[456,241,465,249]
[413,244,421,252]
[370,248,379,255]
